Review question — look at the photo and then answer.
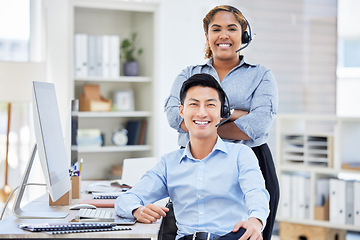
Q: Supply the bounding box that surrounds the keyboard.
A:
[75,208,136,225]
[93,195,118,199]
[76,208,116,221]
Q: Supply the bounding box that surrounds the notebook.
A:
[18,222,131,234]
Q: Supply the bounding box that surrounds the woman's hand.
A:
[228,109,248,122]
[133,204,169,223]
[233,217,263,240]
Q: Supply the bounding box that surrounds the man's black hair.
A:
[179,73,226,107]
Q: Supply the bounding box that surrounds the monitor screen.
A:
[32,81,71,202]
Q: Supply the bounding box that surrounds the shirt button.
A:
[199,211,203,215]
[197,195,202,198]
[198,177,202,181]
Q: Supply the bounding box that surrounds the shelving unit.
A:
[69,0,158,180]
[276,114,360,234]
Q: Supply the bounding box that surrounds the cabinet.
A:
[276,114,360,232]
[69,0,158,180]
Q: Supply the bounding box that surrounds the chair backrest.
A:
[158,201,177,240]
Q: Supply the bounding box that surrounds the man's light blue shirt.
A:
[115,137,270,239]
[164,56,278,148]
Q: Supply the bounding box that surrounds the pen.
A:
[79,158,83,176]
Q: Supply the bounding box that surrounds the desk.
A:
[0,181,162,239]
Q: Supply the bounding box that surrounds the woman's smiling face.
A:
[205,11,242,61]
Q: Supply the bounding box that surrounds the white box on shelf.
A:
[113,89,134,111]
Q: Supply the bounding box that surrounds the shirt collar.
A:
[179,136,228,163]
[205,55,257,68]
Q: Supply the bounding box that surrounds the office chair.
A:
[158,201,177,240]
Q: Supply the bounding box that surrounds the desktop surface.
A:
[0,181,161,239]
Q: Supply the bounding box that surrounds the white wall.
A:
[155,0,216,156]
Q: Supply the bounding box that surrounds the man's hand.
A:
[233,217,263,240]
[133,204,169,223]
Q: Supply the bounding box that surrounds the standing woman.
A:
[164,5,279,240]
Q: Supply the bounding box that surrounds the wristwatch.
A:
[112,129,128,146]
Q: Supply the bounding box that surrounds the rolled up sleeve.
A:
[115,159,169,219]
[234,70,278,141]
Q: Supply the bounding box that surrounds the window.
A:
[337,0,360,117]
[0,0,30,62]
[338,38,360,68]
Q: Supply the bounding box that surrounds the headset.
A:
[216,88,232,128]
[179,73,233,128]
[232,7,253,52]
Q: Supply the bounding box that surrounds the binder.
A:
[291,175,309,219]
[95,35,103,76]
[87,35,97,76]
[126,120,141,145]
[102,35,110,78]
[280,174,292,218]
[353,181,360,226]
[329,178,346,224]
[74,34,88,77]
[345,181,354,225]
[315,178,329,207]
[304,177,310,219]
[109,35,120,77]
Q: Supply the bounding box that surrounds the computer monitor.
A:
[12,81,71,219]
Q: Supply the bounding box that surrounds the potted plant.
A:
[120,32,143,76]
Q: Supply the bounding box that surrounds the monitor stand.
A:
[12,144,69,219]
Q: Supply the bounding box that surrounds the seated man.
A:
[115,73,269,240]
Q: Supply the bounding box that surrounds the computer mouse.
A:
[69,203,97,210]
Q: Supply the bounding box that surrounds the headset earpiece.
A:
[221,104,231,119]
[232,6,252,52]
[242,30,251,44]
[220,89,231,119]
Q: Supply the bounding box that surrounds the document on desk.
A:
[85,182,123,194]
[80,198,116,208]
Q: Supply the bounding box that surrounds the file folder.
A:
[329,179,346,224]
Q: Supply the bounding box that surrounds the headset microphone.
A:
[235,10,253,53]
[215,109,234,128]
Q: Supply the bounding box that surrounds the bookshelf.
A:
[69,0,158,180]
[276,114,360,234]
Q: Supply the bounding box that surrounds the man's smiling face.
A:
[179,86,221,140]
